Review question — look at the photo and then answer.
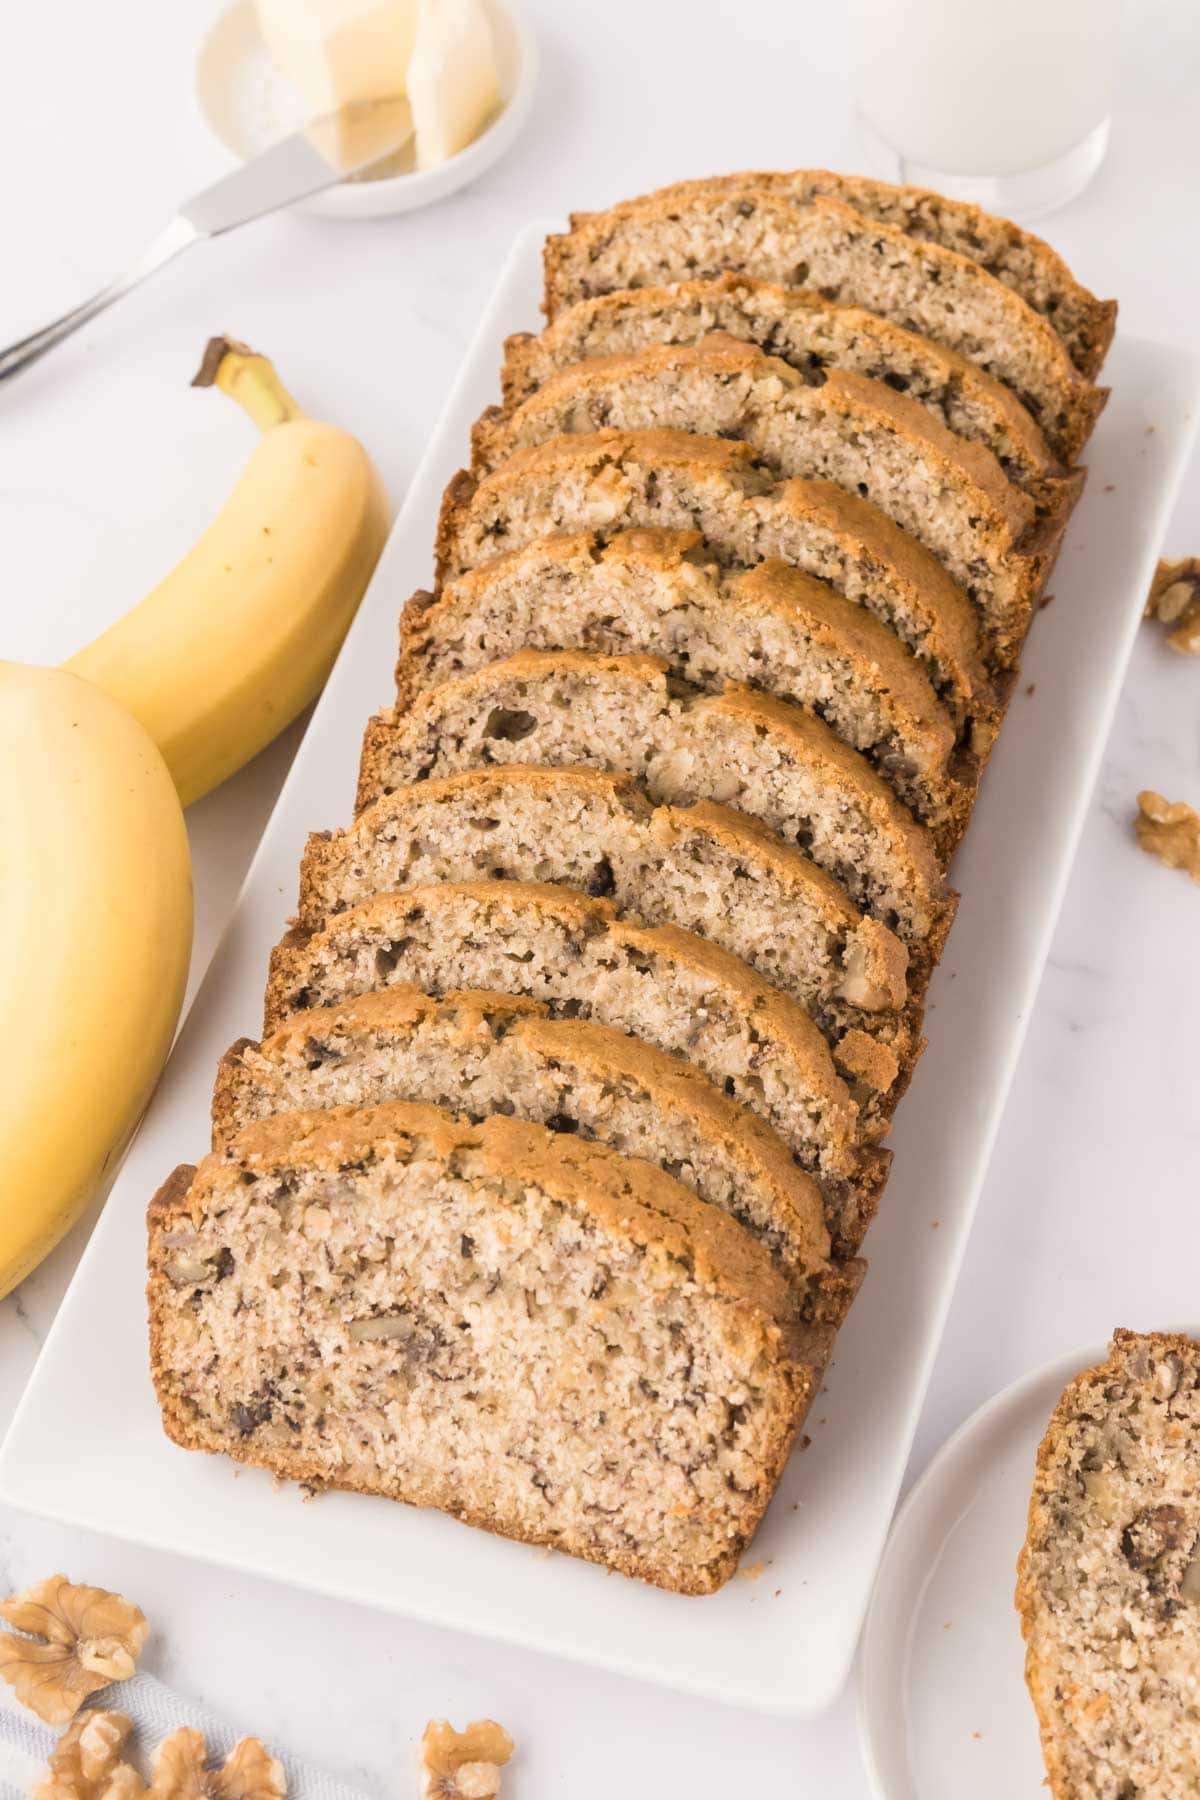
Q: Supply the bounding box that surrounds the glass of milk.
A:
[854,0,1123,219]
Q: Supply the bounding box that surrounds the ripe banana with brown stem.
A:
[66,337,391,806]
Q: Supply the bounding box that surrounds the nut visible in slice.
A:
[147,1730,285,1800]
[30,1710,145,1800]
[418,1720,514,1800]
[1145,557,1200,655]
[1135,790,1200,883]
[0,1577,149,1725]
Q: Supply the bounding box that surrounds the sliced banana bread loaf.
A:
[473,340,1046,664]
[542,190,1105,462]
[502,273,1070,503]
[1016,1329,1200,1798]
[615,171,1116,376]
[298,765,917,1095]
[435,431,996,721]
[398,529,965,829]
[212,986,869,1285]
[263,883,891,1246]
[356,652,953,952]
[149,1102,828,1594]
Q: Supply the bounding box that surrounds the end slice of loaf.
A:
[435,430,997,723]
[542,189,1106,461]
[356,650,954,954]
[263,881,892,1251]
[473,340,1046,665]
[398,527,967,832]
[149,1101,827,1594]
[502,272,1070,504]
[1016,1329,1200,1797]
[625,170,1116,378]
[298,764,918,1098]
[213,985,870,1288]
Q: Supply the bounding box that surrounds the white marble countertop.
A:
[1,1,1198,1792]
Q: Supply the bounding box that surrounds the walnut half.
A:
[419,1720,514,1800]
[30,1710,145,1800]
[1145,557,1200,655]
[147,1730,285,1800]
[1135,790,1200,883]
[0,1577,149,1725]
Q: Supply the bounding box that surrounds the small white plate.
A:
[195,0,537,219]
[858,1331,1200,1798]
[0,227,1197,1718]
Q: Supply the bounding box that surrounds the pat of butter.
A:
[408,0,501,170]
[255,0,418,116]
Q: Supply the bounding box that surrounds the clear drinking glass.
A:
[854,0,1123,220]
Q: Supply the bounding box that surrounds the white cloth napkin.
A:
[0,1674,368,1800]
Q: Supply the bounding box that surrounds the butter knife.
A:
[0,98,413,384]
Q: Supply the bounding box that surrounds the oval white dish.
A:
[195,0,537,220]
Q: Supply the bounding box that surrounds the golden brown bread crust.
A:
[395,522,974,836]
[303,760,885,939]
[630,170,1117,377]
[501,272,1069,498]
[148,1102,834,1593]
[543,190,1107,464]
[476,339,1036,548]
[210,983,874,1297]
[292,762,921,1123]
[353,649,954,928]
[432,430,998,714]
[264,880,855,1126]
[162,1101,806,1326]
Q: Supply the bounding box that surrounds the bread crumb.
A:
[1025,682,1037,696]
[738,1560,769,1581]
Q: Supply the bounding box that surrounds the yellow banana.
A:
[0,664,193,1298]
[66,338,390,807]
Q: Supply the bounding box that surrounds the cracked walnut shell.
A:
[30,1710,145,1800]
[419,1720,514,1800]
[0,1577,149,1725]
[1145,557,1200,655]
[147,1730,285,1800]
[1135,790,1200,883]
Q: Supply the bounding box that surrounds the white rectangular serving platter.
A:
[2,223,1197,1717]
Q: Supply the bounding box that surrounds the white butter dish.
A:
[195,0,536,219]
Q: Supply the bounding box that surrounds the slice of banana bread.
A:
[502,274,1072,504]
[298,765,918,1097]
[543,190,1106,462]
[612,171,1116,376]
[212,986,870,1284]
[149,1102,829,1594]
[435,431,996,720]
[356,651,953,953]
[473,341,1046,666]
[263,883,891,1244]
[399,529,965,830]
[1016,1329,1200,1798]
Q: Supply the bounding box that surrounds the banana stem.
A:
[192,336,303,431]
